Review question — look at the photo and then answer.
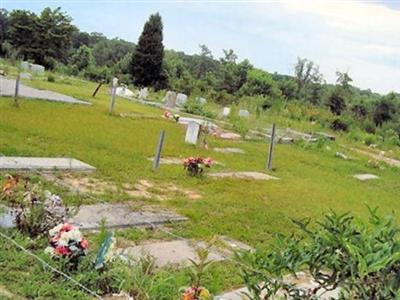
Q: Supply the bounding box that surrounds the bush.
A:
[330,118,349,132]
[182,98,214,118]
[83,65,111,82]
[47,74,55,82]
[238,208,400,299]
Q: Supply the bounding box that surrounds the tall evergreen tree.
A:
[130,13,166,89]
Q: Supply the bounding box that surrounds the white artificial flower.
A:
[49,224,63,237]
[44,247,55,257]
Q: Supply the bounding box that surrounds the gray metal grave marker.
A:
[153,130,166,170]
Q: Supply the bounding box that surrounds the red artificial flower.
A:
[55,245,71,256]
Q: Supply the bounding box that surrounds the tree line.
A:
[1,7,399,142]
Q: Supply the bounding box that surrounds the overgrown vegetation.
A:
[238,208,400,299]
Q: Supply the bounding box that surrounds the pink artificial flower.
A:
[55,245,71,256]
[80,239,89,249]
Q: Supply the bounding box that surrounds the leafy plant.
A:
[181,247,212,300]
[237,207,400,299]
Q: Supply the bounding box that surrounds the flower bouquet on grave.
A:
[183,157,213,176]
[45,223,88,268]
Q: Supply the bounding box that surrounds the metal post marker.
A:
[153,130,166,170]
[14,73,20,107]
[267,123,276,170]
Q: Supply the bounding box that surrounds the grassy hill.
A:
[1,72,400,299]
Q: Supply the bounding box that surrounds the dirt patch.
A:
[0,285,22,300]
[43,173,201,200]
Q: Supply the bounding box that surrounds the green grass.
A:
[1,72,400,299]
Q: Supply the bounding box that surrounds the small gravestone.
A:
[238,109,250,118]
[185,121,200,145]
[222,107,231,117]
[20,73,32,80]
[176,93,188,106]
[139,87,148,100]
[20,61,29,70]
[30,63,45,73]
[196,97,207,105]
[164,91,177,108]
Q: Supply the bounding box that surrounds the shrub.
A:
[237,208,400,299]
[183,98,214,119]
[330,118,348,132]
[47,74,55,82]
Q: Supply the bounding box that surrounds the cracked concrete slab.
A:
[0,157,96,172]
[68,203,188,230]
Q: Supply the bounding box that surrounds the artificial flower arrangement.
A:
[45,223,88,261]
[181,286,211,300]
[183,157,213,176]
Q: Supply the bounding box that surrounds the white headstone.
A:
[176,93,188,106]
[21,61,29,70]
[222,107,231,117]
[139,87,148,100]
[196,97,207,105]
[116,86,134,98]
[185,121,200,145]
[30,63,45,73]
[112,77,119,88]
[238,109,250,118]
[164,91,177,108]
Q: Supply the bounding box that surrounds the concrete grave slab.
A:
[0,78,91,105]
[214,148,245,154]
[353,174,379,181]
[68,203,188,230]
[117,239,226,268]
[209,172,279,180]
[216,132,242,140]
[147,157,183,165]
[0,157,96,172]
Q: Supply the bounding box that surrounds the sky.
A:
[2,0,400,94]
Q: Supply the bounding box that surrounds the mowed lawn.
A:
[1,77,400,247]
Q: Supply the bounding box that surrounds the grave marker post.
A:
[14,73,20,107]
[109,77,118,114]
[267,123,276,170]
[153,130,166,170]
[92,82,103,97]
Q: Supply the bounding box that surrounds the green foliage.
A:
[7,7,74,68]
[182,98,214,118]
[239,68,281,100]
[70,45,94,71]
[238,208,400,299]
[327,89,347,115]
[130,13,166,89]
[47,74,55,82]
[330,118,349,132]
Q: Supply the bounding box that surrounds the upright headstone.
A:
[164,91,177,108]
[238,109,250,118]
[222,107,231,117]
[176,93,188,107]
[30,63,45,73]
[20,61,29,70]
[185,122,200,145]
[196,97,207,105]
[139,87,148,100]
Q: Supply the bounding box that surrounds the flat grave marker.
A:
[0,157,96,172]
[209,171,279,180]
[353,173,379,181]
[68,203,188,230]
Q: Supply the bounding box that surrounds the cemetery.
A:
[1,4,400,300]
